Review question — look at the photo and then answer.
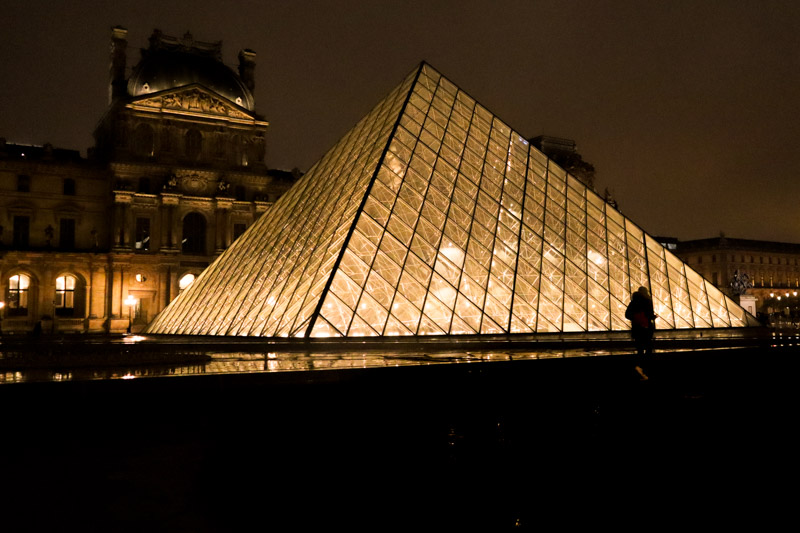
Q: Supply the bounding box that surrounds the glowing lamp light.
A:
[587,249,606,267]
[440,242,464,266]
[124,295,138,334]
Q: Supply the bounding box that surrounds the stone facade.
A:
[671,236,800,319]
[0,28,297,334]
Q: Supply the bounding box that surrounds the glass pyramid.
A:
[146,63,759,337]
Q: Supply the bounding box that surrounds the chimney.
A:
[109,26,128,104]
[238,49,256,93]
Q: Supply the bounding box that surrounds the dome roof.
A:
[128,48,254,111]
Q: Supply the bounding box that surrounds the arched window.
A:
[182,213,207,255]
[179,273,196,292]
[185,129,203,161]
[7,274,31,316]
[134,124,155,157]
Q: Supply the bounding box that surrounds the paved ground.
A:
[0,337,796,530]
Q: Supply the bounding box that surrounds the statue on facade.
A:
[163,175,178,191]
[730,269,753,296]
[45,225,54,247]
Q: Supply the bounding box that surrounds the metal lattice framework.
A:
[147,63,759,337]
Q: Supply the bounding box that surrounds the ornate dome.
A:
[127,31,255,111]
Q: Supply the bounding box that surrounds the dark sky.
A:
[2,1,798,243]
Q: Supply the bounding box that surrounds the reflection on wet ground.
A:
[1,347,622,384]
[3,327,795,384]
[1,333,797,530]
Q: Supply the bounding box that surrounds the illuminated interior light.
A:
[179,273,196,290]
[440,243,464,266]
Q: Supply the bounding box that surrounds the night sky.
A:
[2,1,798,243]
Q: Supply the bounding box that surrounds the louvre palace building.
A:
[0,28,297,334]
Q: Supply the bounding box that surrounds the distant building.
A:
[669,235,800,317]
[0,27,298,334]
[529,135,596,190]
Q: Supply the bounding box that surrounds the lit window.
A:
[55,275,76,316]
[179,273,196,291]
[7,274,31,316]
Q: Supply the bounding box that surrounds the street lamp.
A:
[124,295,137,333]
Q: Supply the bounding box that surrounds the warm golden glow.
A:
[146,63,758,337]
[179,273,196,290]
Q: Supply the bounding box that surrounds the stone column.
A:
[160,193,181,252]
[113,191,134,250]
[215,197,233,252]
[159,266,171,311]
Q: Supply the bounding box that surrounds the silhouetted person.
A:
[626,286,656,355]
[31,320,43,337]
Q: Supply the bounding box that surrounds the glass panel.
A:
[365,270,395,310]
[455,293,482,331]
[320,292,354,334]
[372,251,402,286]
[398,270,427,309]
[330,270,362,309]
[429,273,457,309]
[391,292,421,333]
[355,292,389,334]
[348,314,379,336]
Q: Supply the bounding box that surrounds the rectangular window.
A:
[233,223,247,240]
[17,175,30,192]
[712,272,719,286]
[235,186,247,201]
[138,178,151,194]
[13,216,30,247]
[63,178,76,196]
[135,217,151,250]
[55,275,77,317]
[59,218,76,249]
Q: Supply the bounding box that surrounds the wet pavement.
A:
[0,333,796,530]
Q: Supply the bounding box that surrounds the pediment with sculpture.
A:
[131,85,253,120]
